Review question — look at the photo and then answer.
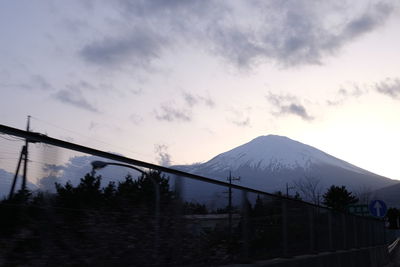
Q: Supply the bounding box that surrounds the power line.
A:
[30,116,157,162]
[0,135,24,142]
[0,151,20,155]
[0,157,19,160]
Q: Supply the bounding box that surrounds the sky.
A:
[0,0,400,182]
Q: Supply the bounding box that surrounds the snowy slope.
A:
[200,135,368,174]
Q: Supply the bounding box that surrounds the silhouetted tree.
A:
[322,185,358,211]
[55,171,173,211]
[115,171,173,209]
[55,173,102,208]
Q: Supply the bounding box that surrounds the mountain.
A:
[173,135,397,203]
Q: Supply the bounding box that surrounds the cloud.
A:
[42,164,65,174]
[78,1,396,70]
[54,88,98,112]
[326,84,368,106]
[89,121,98,130]
[30,75,52,90]
[374,78,400,99]
[342,2,392,38]
[327,77,400,106]
[227,107,252,127]
[154,144,172,167]
[36,155,136,188]
[231,117,250,127]
[155,104,192,122]
[38,164,65,192]
[0,74,52,91]
[182,92,215,107]
[283,104,313,121]
[80,27,167,68]
[153,92,214,123]
[130,88,143,95]
[267,92,313,121]
[129,114,144,125]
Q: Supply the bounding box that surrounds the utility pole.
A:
[8,116,31,199]
[227,171,240,235]
[22,115,30,190]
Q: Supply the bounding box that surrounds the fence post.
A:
[364,219,369,247]
[383,220,387,245]
[328,212,333,251]
[241,191,249,262]
[282,199,288,257]
[368,220,375,247]
[172,175,184,263]
[309,206,315,253]
[353,216,358,248]
[342,213,347,249]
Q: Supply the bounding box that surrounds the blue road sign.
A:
[369,200,387,217]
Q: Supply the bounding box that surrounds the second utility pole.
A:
[8,115,31,199]
[22,115,31,190]
[227,171,240,235]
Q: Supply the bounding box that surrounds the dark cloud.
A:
[118,0,204,15]
[155,104,191,122]
[282,104,313,121]
[267,92,313,121]
[154,144,172,167]
[374,78,400,99]
[77,1,396,70]
[212,1,395,68]
[80,27,167,68]
[210,27,266,67]
[342,3,392,37]
[54,88,98,112]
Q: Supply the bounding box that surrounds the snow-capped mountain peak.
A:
[202,135,366,174]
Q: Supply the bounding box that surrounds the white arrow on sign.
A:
[374,201,382,217]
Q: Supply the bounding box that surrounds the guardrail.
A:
[388,237,400,254]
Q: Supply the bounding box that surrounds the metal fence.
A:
[0,124,387,266]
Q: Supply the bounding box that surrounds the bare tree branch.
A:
[293,176,322,205]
